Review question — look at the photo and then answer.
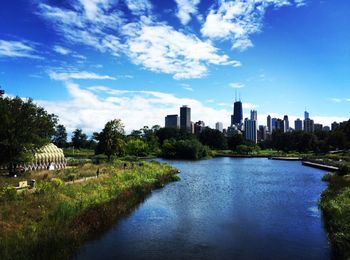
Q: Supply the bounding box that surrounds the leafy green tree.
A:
[199,127,227,150]
[52,124,67,148]
[126,138,149,156]
[0,96,57,174]
[95,119,126,160]
[71,128,88,149]
[161,138,210,160]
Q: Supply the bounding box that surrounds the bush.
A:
[0,186,17,201]
[322,172,334,182]
[339,164,350,176]
[161,138,210,160]
[35,181,53,195]
[51,178,64,188]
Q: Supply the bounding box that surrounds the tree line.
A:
[1,95,350,174]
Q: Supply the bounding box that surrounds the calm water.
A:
[76,158,332,260]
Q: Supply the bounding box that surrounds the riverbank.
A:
[320,173,350,259]
[0,160,179,259]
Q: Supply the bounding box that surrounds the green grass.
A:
[320,172,350,259]
[63,148,95,158]
[0,160,179,259]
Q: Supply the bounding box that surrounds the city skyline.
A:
[1,0,349,133]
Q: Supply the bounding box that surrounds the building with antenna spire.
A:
[231,93,243,129]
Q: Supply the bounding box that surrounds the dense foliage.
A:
[0,96,57,173]
[161,138,210,160]
[52,124,67,148]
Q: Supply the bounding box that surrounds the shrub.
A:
[0,186,17,201]
[51,178,64,188]
[339,164,350,176]
[322,172,334,182]
[35,181,53,195]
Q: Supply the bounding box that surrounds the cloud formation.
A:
[49,71,116,81]
[201,0,306,51]
[0,40,41,59]
[175,0,201,25]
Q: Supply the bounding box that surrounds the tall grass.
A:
[0,160,179,259]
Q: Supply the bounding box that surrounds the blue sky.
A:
[0,0,349,133]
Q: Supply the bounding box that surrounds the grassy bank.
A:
[320,172,350,259]
[0,160,179,259]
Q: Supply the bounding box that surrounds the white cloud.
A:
[229,82,245,89]
[124,0,152,15]
[37,83,232,133]
[0,40,41,59]
[330,98,342,103]
[180,83,193,91]
[37,1,241,79]
[49,71,116,81]
[38,2,123,56]
[124,23,239,79]
[53,45,71,55]
[243,103,258,109]
[201,0,305,51]
[175,0,201,25]
[346,99,350,102]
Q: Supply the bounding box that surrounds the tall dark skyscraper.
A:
[180,105,191,132]
[231,100,243,126]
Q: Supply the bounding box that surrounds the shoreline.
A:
[0,161,179,260]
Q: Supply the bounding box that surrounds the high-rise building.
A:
[215,122,223,132]
[295,118,303,131]
[250,110,257,121]
[314,123,323,131]
[323,126,330,132]
[165,114,179,128]
[231,100,243,127]
[244,118,257,144]
[180,105,191,132]
[194,121,205,135]
[258,125,267,142]
[331,122,339,131]
[304,111,309,120]
[283,115,289,133]
[272,118,277,130]
[304,118,314,133]
[275,119,284,131]
[267,115,272,133]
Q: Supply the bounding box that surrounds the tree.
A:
[95,119,126,160]
[52,124,67,148]
[71,128,88,149]
[0,96,57,174]
[199,127,227,150]
[126,138,149,156]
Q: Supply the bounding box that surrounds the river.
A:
[76,157,332,260]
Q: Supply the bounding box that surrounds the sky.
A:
[0,0,349,134]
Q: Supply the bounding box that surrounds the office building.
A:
[215,122,223,132]
[165,115,179,128]
[295,118,303,131]
[283,115,289,133]
[194,121,205,135]
[304,111,309,120]
[250,110,257,121]
[272,118,277,131]
[331,122,339,131]
[267,115,272,133]
[180,105,191,132]
[304,118,314,133]
[231,100,243,128]
[244,118,257,144]
[258,125,267,142]
[314,123,323,132]
[323,126,330,132]
[275,118,284,131]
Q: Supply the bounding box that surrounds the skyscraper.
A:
[244,118,257,144]
[314,123,323,131]
[331,122,339,131]
[267,115,272,133]
[250,110,257,121]
[304,118,314,133]
[165,115,179,128]
[304,111,309,120]
[231,100,243,127]
[295,118,303,131]
[194,121,205,135]
[283,115,289,132]
[180,105,191,132]
[215,122,223,132]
